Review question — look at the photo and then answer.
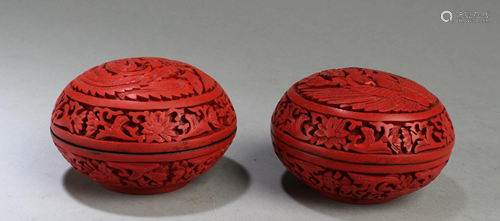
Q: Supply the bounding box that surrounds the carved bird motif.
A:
[298,68,437,113]
[71,58,216,101]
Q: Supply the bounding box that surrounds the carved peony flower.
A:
[141,111,178,143]
[311,117,349,150]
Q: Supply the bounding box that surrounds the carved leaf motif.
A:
[377,123,412,154]
[77,160,121,185]
[400,175,420,190]
[274,106,292,126]
[198,70,216,92]
[72,110,87,134]
[405,121,427,143]
[388,126,402,153]
[181,69,204,95]
[323,171,342,191]
[415,162,447,186]
[276,102,312,141]
[329,78,348,87]
[346,127,392,154]
[169,161,189,183]
[339,177,353,196]
[344,172,382,198]
[401,128,412,152]
[145,171,169,183]
[107,163,158,181]
[298,75,348,90]
[414,125,443,153]
[287,157,325,189]
[85,111,100,137]
[218,98,236,126]
[207,107,221,129]
[53,104,73,132]
[281,114,312,141]
[414,140,433,153]
[320,69,346,77]
[361,127,377,145]
[95,115,141,141]
[51,93,67,123]
[304,75,331,87]
[180,106,212,139]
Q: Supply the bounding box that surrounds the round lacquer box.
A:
[271,68,454,204]
[51,57,237,194]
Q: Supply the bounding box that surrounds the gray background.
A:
[1,1,499,220]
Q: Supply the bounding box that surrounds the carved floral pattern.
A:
[272,95,454,154]
[311,116,349,150]
[51,94,88,134]
[51,92,236,143]
[58,146,225,188]
[275,145,447,200]
[141,111,179,143]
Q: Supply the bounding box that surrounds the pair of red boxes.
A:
[50,57,454,204]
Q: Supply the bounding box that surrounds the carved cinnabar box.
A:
[271,68,454,204]
[51,57,236,194]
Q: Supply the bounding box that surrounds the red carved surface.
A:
[297,68,437,113]
[53,132,233,194]
[271,68,455,204]
[51,91,234,145]
[276,145,447,204]
[50,57,237,194]
[70,58,216,101]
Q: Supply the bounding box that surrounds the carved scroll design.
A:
[70,57,217,101]
[275,146,447,200]
[297,68,437,113]
[272,95,454,154]
[58,146,225,188]
[51,92,236,143]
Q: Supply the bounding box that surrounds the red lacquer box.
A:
[51,57,237,194]
[271,68,454,204]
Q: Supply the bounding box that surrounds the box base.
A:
[313,188,397,204]
[100,181,190,195]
